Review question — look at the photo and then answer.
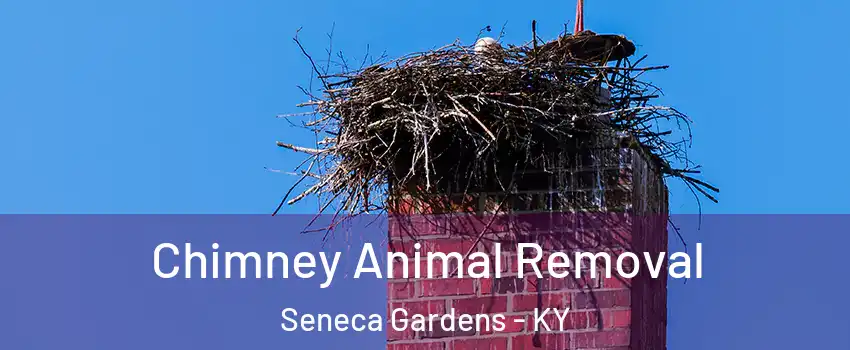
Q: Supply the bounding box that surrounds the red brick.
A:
[512,252,550,274]
[573,290,631,310]
[390,239,477,258]
[525,275,542,293]
[387,156,668,349]
[525,274,598,292]
[389,257,446,280]
[511,333,569,350]
[389,281,416,300]
[387,257,410,279]
[526,310,590,332]
[388,240,416,256]
[476,316,496,335]
[422,319,476,339]
[498,253,512,273]
[451,296,508,315]
[387,325,415,341]
[389,215,445,238]
[480,277,492,294]
[451,336,508,350]
[421,279,475,297]
[480,277,524,295]
[498,315,525,333]
[425,239,476,255]
[602,275,631,289]
[388,341,445,350]
[511,292,569,312]
[588,309,632,329]
[573,330,631,348]
[389,300,446,318]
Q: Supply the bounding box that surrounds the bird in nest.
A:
[472,37,506,67]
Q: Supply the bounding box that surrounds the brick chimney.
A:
[386,138,669,349]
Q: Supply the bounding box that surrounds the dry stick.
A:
[423,132,431,190]
[585,65,669,72]
[449,96,497,141]
[288,175,333,205]
[448,199,507,278]
[532,20,538,55]
[293,28,331,92]
[280,36,714,221]
[276,142,324,155]
[273,159,317,216]
[593,106,676,118]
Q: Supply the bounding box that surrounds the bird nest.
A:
[276,30,717,217]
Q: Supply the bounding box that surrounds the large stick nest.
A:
[277,30,717,217]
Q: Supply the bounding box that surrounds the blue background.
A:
[2,0,848,214]
[1,0,849,349]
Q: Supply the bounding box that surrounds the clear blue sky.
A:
[2,0,848,214]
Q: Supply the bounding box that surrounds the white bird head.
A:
[474,37,500,55]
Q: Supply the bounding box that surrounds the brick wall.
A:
[387,147,668,350]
